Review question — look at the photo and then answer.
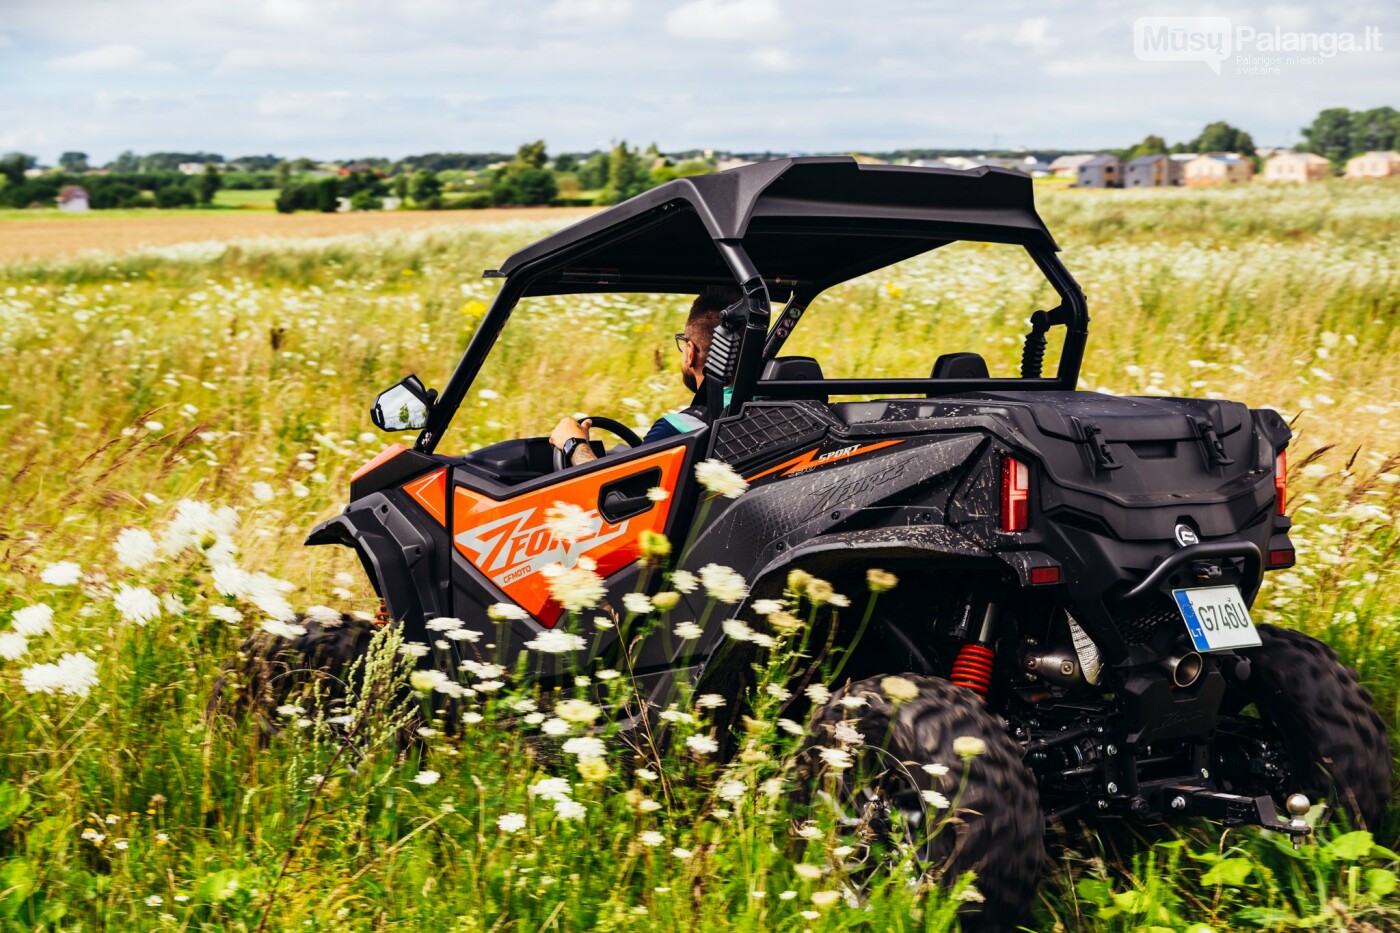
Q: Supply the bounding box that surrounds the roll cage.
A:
[414,156,1088,456]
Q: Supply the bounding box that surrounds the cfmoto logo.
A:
[1174,523,1200,547]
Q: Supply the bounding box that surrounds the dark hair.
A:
[684,285,741,356]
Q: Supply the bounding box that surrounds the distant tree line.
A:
[0,165,223,209]
[1300,107,1400,169]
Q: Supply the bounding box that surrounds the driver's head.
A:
[680,286,741,393]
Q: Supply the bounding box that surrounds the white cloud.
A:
[1011,17,1059,52]
[666,0,783,39]
[48,44,175,73]
[750,47,796,71]
[0,34,14,49]
[259,0,314,27]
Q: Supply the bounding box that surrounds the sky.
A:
[1,0,1396,163]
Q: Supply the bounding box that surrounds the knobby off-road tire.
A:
[800,674,1044,930]
[207,614,378,733]
[1226,623,1391,830]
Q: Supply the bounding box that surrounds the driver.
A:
[549,286,740,467]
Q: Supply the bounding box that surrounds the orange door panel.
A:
[452,446,687,627]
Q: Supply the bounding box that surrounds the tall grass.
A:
[1,180,1398,930]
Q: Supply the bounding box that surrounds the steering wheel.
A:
[552,416,645,471]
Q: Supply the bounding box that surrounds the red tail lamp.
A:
[1000,456,1030,532]
[1274,451,1287,515]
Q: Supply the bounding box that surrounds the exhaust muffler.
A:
[1160,651,1204,687]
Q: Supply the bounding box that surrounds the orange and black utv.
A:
[293,158,1388,927]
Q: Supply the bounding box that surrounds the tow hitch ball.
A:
[1166,787,1314,848]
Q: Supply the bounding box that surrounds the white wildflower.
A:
[646,487,669,502]
[805,684,831,705]
[425,616,464,632]
[880,676,919,702]
[529,777,573,801]
[304,605,344,627]
[717,780,746,802]
[114,587,160,626]
[699,564,748,603]
[750,599,784,615]
[695,459,748,498]
[20,652,99,698]
[561,736,606,758]
[542,717,570,735]
[685,734,718,755]
[777,718,805,736]
[114,528,158,570]
[639,830,665,847]
[410,669,450,693]
[40,562,82,586]
[671,846,693,859]
[673,621,704,640]
[621,592,653,615]
[487,602,530,622]
[721,618,754,642]
[413,770,440,786]
[251,481,275,502]
[0,632,28,660]
[695,693,726,709]
[12,604,55,637]
[445,628,482,642]
[161,594,186,616]
[261,619,307,639]
[541,562,606,612]
[497,812,526,833]
[922,790,951,810]
[838,695,867,709]
[525,629,587,653]
[544,502,595,543]
[832,721,863,745]
[922,763,950,777]
[553,798,587,820]
[670,570,698,593]
[397,642,430,658]
[816,747,853,770]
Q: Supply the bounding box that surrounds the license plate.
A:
[1172,585,1261,652]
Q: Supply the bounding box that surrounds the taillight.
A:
[1274,450,1287,515]
[1000,456,1030,532]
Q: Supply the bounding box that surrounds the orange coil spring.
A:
[950,643,996,697]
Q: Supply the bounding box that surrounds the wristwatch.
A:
[561,436,588,465]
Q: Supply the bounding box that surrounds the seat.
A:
[760,356,827,403]
[930,352,990,380]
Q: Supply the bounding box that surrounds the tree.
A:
[349,189,383,211]
[199,163,223,206]
[0,152,36,186]
[315,177,339,213]
[577,152,610,190]
[409,170,442,206]
[1186,121,1255,156]
[111,150,140,173]
[276,161,292,188]
[1123,135,1167,161]
[393,174,409,201]
[553,152,577,173]
[516,140,548,169]
[1301,107,1400,169]
[59,152,89,173]
[598,141,651,205]
[155,185,197,208]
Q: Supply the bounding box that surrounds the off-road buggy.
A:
[296,158,1390,926]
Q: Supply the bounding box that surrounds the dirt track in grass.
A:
[0,206,596,263]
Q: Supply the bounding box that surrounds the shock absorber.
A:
[949,599,999,698]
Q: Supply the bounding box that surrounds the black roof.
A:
[489,156,1058,298]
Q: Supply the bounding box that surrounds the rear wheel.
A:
[1214,624,1391,829]
[800,674,1044,930]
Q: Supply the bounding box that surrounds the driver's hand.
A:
[549,417,592,450]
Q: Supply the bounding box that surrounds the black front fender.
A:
[304,493,441,637]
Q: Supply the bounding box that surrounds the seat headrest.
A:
[761,356,825,382]
[930,352,989,380]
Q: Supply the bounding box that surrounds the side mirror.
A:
[371,375,434,432]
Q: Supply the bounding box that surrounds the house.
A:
[1124,154,1183,187]
[1076,155,1122,188]
[1345,151,1400,179]
[1049,154,1094,177]
[909,158,960,170]
[1263,152,1331,182]
[1184,153,1254,185]
[57,186,89,212]
[1021,156,1054,176]
[177,162,209,175]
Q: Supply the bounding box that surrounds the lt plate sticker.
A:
[1172,586,1262,652]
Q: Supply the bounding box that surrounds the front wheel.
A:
[800,674,1044,930]
[1215,624,1391,830]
